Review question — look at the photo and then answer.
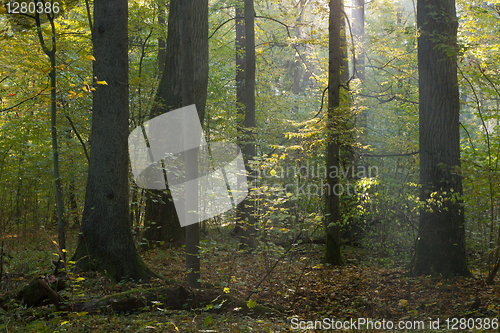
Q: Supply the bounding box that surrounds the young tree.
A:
[72,0,153,281]
[324,0,344,266]
[412,0,470,277]
[33,6,66,260]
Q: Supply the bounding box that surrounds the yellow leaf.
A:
[0,6,7,14]
[83,55,96,61]
[247,299,256,309]
[96,80,108,85]
[223,287,230,294]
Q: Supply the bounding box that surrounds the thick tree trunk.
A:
[142,0,208,249]
[178,0,209,288]
[412,0,470,277]
[324,0,344,266]
[72,0,154,281]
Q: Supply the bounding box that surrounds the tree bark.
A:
[72,0,154,281]
[177,0,209,288]
[236,0,257,250]
[412,0,470,277]
[142,0,208,250]
[324,0,344,266]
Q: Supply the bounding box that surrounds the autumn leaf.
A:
[83,55,96,61]
[0,6,6,14]
[203,315,212,326]
[96,80,108,85]
[246,299,256,309]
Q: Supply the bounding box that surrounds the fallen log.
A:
[73,286,279,315]
[16,260,67,308]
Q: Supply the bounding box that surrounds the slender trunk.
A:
[34,10,65,260]
[352,0,365,80]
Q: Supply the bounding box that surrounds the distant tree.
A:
[72,0,154,281]
[352,0,365,80]
[411,0,470,277]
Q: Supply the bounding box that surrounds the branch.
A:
[460,122,476,155]
[359,93,418,105]
[342,10,356,87]
[255,15,320,82]
[85,0,93,38]
[208,17,238,40]
[0,86,49,113]
[312,86,328,119]
[65,116,90,162]
[360,151,419,158]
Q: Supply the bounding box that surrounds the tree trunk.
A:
[236,0,257,250]
[142,0,208,250]
[34,8,66,260]
[324,0,344,266]
[352,0,365,80]
[178,0,209,288]
[412,0,470,277]
[72,0,154,282]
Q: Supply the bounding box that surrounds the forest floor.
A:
[0,229,499,332]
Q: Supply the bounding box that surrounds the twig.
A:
[246,229,306,301]
[65,116,90,162]
[360,151,419,158]
[0,86,49,113]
